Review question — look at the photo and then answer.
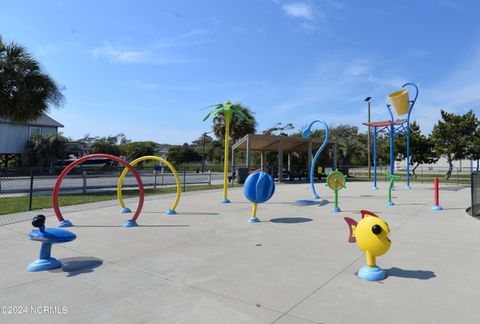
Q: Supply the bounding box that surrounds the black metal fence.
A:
[471,172,480,217]
[347,165,472,185]
[1,162,474,216]
[0,166,217,215]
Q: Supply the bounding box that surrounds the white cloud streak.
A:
[91,29,212,64]
[91,42,186,64]
[275,1,344,33]
[282,2,315,20]
[265,45,480,136]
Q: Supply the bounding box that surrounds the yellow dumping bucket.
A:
[388,89,410,115]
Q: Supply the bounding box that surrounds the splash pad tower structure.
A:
[363,83,418,190]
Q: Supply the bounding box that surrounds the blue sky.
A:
[1,0,479,144]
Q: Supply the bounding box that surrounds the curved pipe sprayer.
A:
[302,120,330,199]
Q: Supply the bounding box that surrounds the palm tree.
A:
[212,103,256,142]
[0,36,64,122]
[203,100,253,203]
[23,133,68,169]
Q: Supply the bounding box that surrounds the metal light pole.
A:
[365,97,372,178]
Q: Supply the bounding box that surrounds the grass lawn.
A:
[0,184,240,215]
[347,172,471,185]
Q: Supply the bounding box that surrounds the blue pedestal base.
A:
[406,185,412,189]
[57,220,73,227]
[220,199,231,204]
[373,187,378,191]
[248,217,260,223]
[166,209,177,215]
[432,205,443,211]
[27,258,61,272]
[123,220,138,227]
[358,266,386,281]
[331,207,341,212]
[312,194,320,199]
[121,207,132,214]
[387,201,395,206]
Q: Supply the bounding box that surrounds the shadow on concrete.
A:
[318,199,330,206]
[234,201,290,205]
[385,267,436,280]
[73,225,190,228]
[270,217,313,224]
[141,211,220,216]
[141,211,168,214]
[51,257,103,277]
[293,199,329,206]
[177,212,220,215]
[394,203,426,206]
[141,225,190,227]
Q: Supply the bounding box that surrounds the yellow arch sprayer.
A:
[117,156,181,215]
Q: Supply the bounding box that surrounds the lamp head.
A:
[302,128,312,138]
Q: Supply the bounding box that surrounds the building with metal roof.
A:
[232,134,337,182]
[0,113,64,166]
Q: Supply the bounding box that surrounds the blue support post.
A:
[373,126,378,190]
[389,124,394,177]
[406,123,411,189]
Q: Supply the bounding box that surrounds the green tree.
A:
[23,133,68,168]
[294,124,366,167]
[0,36,64,122]
[262,123,294,136]
[431,110,478,179]
[395,122,439,177]
[166,146,183,166]
[181,143,202,163]
[121,141,159,160]
[466,119,480,171]
[191,133,213,159]
[211,103,257,142]
[330,125,367,166]
[204,139,224,164]
[166,143,202,165]
[90,136,121,156]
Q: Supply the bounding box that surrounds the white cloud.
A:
[154,29,214,49]
[263,46,480,136]
[91,43,187,64]
[91,30,213,64]
[412,46,480,132]
[282,2,315,20]
[133,80,266,92]
[275,1,344,33]
[92,43,152,63]
[92,43,149,63]
[261,54,413,134]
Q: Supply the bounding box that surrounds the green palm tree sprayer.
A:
[203,100,250,203]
